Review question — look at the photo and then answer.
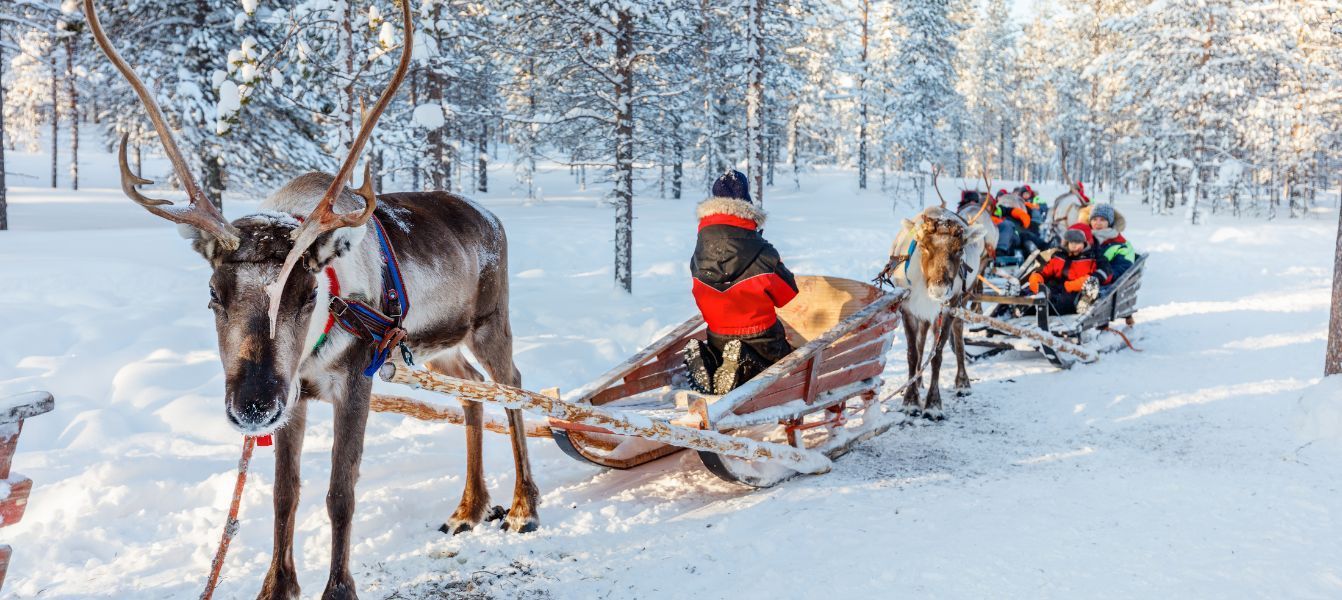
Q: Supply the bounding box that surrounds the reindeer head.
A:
[904,209,985,302]
[85,0,412,433]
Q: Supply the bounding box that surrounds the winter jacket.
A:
[1094,229,1135,281]
[994,193,1033,230]
[1028,248,1112,294]
[691,197,800,336]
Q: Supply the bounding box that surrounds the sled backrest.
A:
[777,276,884,344]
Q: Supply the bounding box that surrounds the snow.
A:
[1297,376,1342,449]
[412,103,445,129]
[2,141,1342,598]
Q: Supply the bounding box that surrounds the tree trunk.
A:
[746,0,766,207]
[857,0,868,190]
[203,153,224,210]
[1,38,8,231]
[1327,195,1342,375]
[50,51,59,189]
[613,9,635,293]
[477,123,487,193]
[66,37,79,191]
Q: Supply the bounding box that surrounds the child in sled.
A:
[1026,224,1111,315]
[1087,204,1135,282]
[683,170,800,394]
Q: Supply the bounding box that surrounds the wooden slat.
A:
[0,422,22,480]
[0,392,53,426]
[0,476,33,528]
[733,359,886,416]
[0,544,9,594]
[566,316,705,403]
[588,371,677,406]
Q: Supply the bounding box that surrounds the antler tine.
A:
[931,165,947,208]
[264,0,413,336]
[84,0,239,250]
[1059,140,1077,193]
[117,134,167,206]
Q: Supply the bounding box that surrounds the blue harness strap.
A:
[903,239,917,286]
[328,216,414,376]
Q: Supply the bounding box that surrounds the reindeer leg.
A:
[258,394,308,600]
[321,373,371,600]
[952,315,972,395]
[900,316,926,417]
[924,316,954,421]
[469,314,540,534]
[427,352,495,535]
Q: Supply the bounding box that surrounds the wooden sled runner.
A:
[965,254,1148,367]
[379,276,907,488]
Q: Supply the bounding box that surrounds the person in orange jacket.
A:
[995,190,1044,259]
[1027,224,1111,315]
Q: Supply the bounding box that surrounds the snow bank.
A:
[1297,375,1342,448]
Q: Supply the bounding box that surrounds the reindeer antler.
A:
[84,0,241,250]
[931,165,947,208]
[263,0,414,335]
[1059,140,1078,194]
[966,166,993,225]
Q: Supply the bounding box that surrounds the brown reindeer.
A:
[83,2,539,599]
[879,202,996,420]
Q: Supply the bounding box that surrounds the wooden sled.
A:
[379,276,907,488]
[544,276,906,487]
[965,254,1148,367]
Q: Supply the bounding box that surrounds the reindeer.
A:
[84,2,539,598]
[877,170,997,420]
[1047,141,1090,243]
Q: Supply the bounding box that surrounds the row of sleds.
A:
[377,250,1148,487]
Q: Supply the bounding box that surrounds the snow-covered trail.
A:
[2,148,1340,598]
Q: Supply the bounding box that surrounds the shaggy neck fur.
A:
[697,196,766,226]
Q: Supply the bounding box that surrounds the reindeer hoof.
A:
[501,511,540,534]
[899,404,922,418]
[921,409,945,422]
[955,386,972,397]
[484,505,508,522]
[439,520,475,536]
[320,574,358,600]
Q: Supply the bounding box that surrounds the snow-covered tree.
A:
[886,0,963,204]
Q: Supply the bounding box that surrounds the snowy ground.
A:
[3,143,1342,599]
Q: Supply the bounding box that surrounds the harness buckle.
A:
[329,296,350,318]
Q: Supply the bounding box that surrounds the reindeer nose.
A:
[226,398,284,433]
[225,391,285,434]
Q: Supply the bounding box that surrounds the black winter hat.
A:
[712,170,752,204]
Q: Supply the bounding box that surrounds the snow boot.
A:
[1075,276,1101,315]
[712,340,766,395]
[682,339,719,394]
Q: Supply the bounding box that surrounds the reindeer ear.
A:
[303,224,366,272]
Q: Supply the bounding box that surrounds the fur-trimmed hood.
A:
[697,196,766,226]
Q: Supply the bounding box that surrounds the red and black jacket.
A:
[1034,248,1113,293]
[691,197,799,336]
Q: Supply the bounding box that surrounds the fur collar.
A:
[697,196,766,226]
[1093,227,1120,244]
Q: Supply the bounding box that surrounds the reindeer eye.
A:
[306,287,319,306]
[208,286,223,312]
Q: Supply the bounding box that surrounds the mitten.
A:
[1028,272,1044,294]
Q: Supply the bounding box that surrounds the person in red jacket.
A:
[684,170,799,394]
[1026,224,1111,315]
